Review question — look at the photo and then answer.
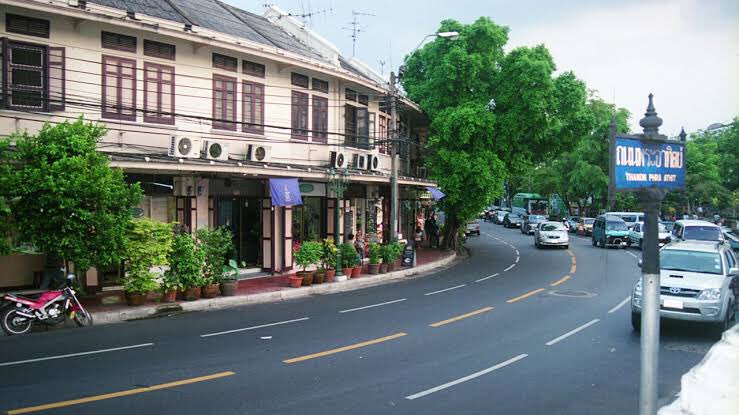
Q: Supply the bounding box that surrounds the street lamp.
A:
[327,167,350,276]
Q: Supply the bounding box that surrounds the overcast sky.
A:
[232,0,737,136]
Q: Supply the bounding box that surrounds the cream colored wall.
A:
[0,254,45,288]
[0,4,395,174]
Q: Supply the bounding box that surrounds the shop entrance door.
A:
[216,197,262,267]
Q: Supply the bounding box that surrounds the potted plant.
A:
[160,268,180,303]
[322,239,338,282]
[197,227,235,298]
[220,259,239,296]
[294,241,322,286]
[168,233,205,301]
[368,243,381,274]
[382,242,403,272]
[340,242,358,277]
[123,219,173,306]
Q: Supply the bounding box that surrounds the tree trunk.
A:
[443,217,459,251]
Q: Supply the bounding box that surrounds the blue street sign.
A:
[614,136,685,191]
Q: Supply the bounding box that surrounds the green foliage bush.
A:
[124,219,173,294]
[294,241,322,271]
[166,233,205,290]
[197,227,234,284]
[380,242,403,263]
[368,243,382,264]
[321,239,338,270]
[339,243,358,268]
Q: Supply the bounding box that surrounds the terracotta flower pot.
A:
[368,263,380,275]
[220,280,238,296]
[387,262,395,272]
[379,263,389,273]
[201,283,220,298]
[125,292,147,306]
[297,271,314,286]
[184,286,202,301]
[288,275,303,288]
[324,269,336,282]
[351,266,362,278]
[342,267,353,278]
[161,290,177,303]
[313,271,325,284]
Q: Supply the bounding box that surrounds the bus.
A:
[512,193,548,217]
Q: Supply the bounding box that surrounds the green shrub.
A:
[222,259,239,282]
[123,219,173,294]
[197,227,234,284]
[294,241,322,271]
[368,243,382,264]
[340,243,358,268]
[167,233,205,289]
[321,238,338,270]
[381,242,403,263]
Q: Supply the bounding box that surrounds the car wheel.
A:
[713,306,733,338]
[592,237,597,246]
[563,245,569,249]
[626,240,631,247]
[631,312,641,332]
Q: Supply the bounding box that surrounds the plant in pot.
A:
[197,227,235,298]
[340,242,358,278]
[294,241,322,287]
[123,219,173,306]
[382,242,403,272]
[168,232,205,301]
[220,259,239,296]
[160,269,180,303]
[321,239,338,282]
[368,243,382,274]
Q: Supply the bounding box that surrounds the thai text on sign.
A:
[614,137,685,190]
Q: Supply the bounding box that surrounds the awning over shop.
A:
[426,186,446,201]
[270,178,303,206]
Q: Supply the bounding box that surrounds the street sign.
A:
[614,137,685,191]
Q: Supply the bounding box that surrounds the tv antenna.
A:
[263,3,333,27]
[342,10,374,56]
[378,60,386,75]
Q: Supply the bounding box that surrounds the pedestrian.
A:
[424,215,433,248]
[429,215,439,248]
[414,226,424,249]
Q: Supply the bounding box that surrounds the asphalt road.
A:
[0,221,725,415]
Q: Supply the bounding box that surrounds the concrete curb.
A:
[90,252,458,325]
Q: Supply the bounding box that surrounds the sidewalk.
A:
[87,248,457,325]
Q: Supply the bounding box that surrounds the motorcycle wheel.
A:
[1,307,33,335]
[73,308,93,327]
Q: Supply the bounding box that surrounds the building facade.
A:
[0,0,435,292]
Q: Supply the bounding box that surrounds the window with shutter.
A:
[378,115,388,154]
[243,60,265,77]
[6,14,50,38]
[312,95,328,142]
[213,75,236,130]
[312,78,328,93]
[358,94,368,106]
[213,53,237,72]
[291,90,309,139]
[344,105,356,147]
[356,108,369,149]
[345,88,357,102]
[144,40,175,60]
[101,31,137,53]
[7,41,47,110]
[102,55,136,121]
[291,73,309,88]
[144,63,174,125]
[368,112,376,149]
[242,81,264,134]
[48,47,65,111]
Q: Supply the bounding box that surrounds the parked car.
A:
[494,210,509,225]
[566,216,580,233]
[592,215,630,248]
[671,220,724,244]
[576,217,595,236]
[631,240,738,335]
[661,221,675,233]
[607,211,644,229]
[628,221,671,249]
[721,228,739,252]
[521,214,547,235]
[503,213,522,228]
[534,221,569,249]
[466,219,481,236]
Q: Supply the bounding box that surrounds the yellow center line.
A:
[429,306,494,327]
[283,332,407,364]
[506,288,546,303]
[6,371,235,415]
[550,275,571,287]
[570,264,577,274]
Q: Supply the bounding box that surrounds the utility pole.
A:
[389,71,399,241]
[608,115,617,212]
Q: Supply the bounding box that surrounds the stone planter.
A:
[324,269,336,282]
[341,267,353,278]
[220,280,238,296]
[125,292,147,306]
[297,270,314,286]
[368,263,380,275]
[201,283,220,298]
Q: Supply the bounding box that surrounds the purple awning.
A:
[270,178,303,206]
[426,187,446,201]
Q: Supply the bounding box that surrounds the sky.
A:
[231,0,737,136]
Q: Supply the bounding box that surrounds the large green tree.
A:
[1,119,142,270]
[402,17,589,248]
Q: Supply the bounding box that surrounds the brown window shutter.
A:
[48,47,65,111]
[213,53,237,72]
[101,31,137,53]
[6,14,50,38]
[291,73,309,88]
[243,60,265,77]
[144,40,175,60]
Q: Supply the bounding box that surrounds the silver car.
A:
[534,222,569,249]
[631,241,738,334]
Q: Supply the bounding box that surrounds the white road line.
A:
[405,354,528,400]
[0,343,154,367]
[545,319,600,346]
[515,250,520,255]
[515,256,520,263]
[627,251,639,259]
[475,273,500,283]
[608,297,631,314]
[200,317,309,338]
[339,298,407,313]
[424,284,466,296]
[503,264,516,272]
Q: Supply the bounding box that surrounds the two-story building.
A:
[0,0,436,292]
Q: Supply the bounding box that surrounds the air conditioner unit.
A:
[204,140,230,161]
[168,136,201,158]
[368,155,380,171]
[353,154,368,170]
[329,151,348,169]
[246,144,272,163]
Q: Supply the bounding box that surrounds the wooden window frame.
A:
[291,90,309,140]
[242,80,264,134]
[101,55,137,121]
[358,94,369,106]
[345,88,357,102]
[5,40,47,111]
[143,62,175,125]
[242,60,265,78]
[213,53,237,72]
[311,78,328,93]
[312,95,328,143]
[291,72,309,88]
[101,31,137,53]
[48,46,65,111]
[143,39,176,60]
[6,14,50,39]
[212,74,237,131]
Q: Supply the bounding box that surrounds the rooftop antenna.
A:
[342,10,374,57]
[378,60,386,75]
[263,3,332,26]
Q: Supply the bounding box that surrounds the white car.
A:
[534,221,569,249]
[628,222,671,249]
[466,220,480,236]
[671,220,724,244]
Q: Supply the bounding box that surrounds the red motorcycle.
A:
[1,273,92,335]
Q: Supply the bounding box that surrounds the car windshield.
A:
[606,221,628,231]
[529,216,545,222]
[621,215,637,223]
[723,231,739,243]
[661,222,675,231]
[661,250,723,275]
[541,223,565,231]
[584,219,594,224]
[684,226,721,241]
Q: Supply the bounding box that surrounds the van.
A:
[592,215,630,248]
[606,212,644,229]
[671,220,724,244]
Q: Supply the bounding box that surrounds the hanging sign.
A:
[614,137,685,191]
